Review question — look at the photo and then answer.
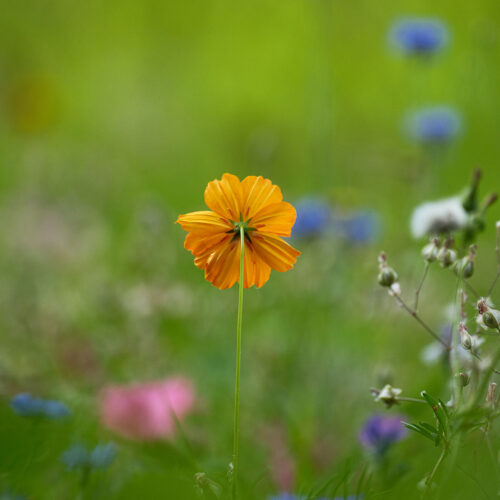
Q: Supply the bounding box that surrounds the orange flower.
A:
[176,174,301,289]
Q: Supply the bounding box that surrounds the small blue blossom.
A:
[43,399,71,418]
[359,414,407,456]
[333,211,380,244]
[405,107,462,144]
[292,198,331,238]
[10,393,70,419]
[10,393,45,417]
[61,443,117,471]
[389,18,448,55]
[89,443,117,469]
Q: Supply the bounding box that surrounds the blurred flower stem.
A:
[232,225,245,499]
[77,466,91,500]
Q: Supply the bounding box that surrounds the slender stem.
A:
[466,347,500,412]
[487,225,500,297]
[463,280,480,300]
[170,409,199,470]
[450,280,463,410]
[424,447,447,496]
[77,467,91,500]
[397,396,427,404]
[414,262,430,311]
[393,295,449,349]
[231,225,245,499]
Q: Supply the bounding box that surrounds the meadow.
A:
[1,2,500,499]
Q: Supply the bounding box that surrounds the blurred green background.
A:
[1,1,500,498]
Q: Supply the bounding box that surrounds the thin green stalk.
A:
[231,225,245,499]
[77,466,91,500]
[451,282,463,410]
[466,347,500,412]
[424,447,447,497]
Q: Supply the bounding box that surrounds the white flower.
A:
[373,384,402,407]
[410,196,468,238]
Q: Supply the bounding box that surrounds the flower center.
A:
[230,217,256,242]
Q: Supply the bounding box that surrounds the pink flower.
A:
[99,377,195,441]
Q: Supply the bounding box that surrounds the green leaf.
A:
[403,422,438,443]
[419,422,439,435]
[421,391,448,437]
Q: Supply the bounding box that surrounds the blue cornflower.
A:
[43,399,71,418]
[405,107,462,144]
[10,393,70,419]
[61,443,117,471]
[389,18,448,55]
[292,198,331,238]
[89,443,117,469]
[359,414,407,456]
[10,393,45,417]
[333,211,380,244]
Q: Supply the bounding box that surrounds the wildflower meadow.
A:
[1,2,500,499]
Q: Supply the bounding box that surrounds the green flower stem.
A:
[231,225,245,499]
[425,447,447,495]
[466,346,500,412]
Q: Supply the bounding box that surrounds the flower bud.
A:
[459,323,472,350]
[483,312,499,329]
[378,267,398,287]
[462,259,474,278]
[456,372,470,387]
[455,245,476,278]
[437,247,457,268]
[421,239,440,263]
[477,299,500,330]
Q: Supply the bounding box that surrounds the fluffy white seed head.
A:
[410,197,468,238]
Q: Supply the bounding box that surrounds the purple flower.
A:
[405,107,462,144]
[359,414,406,455]
[292,198,331,238]
[389,18,448,55]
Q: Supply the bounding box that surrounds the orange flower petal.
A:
[251,201,297,237]
[184,231,231,256]
[251,233,301,272]
[189,233,233,271]
[204,173,243,221]
[241,176,283,221]
[176,211,233,234]
[243,242,271,288]
[205,240,240,289]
